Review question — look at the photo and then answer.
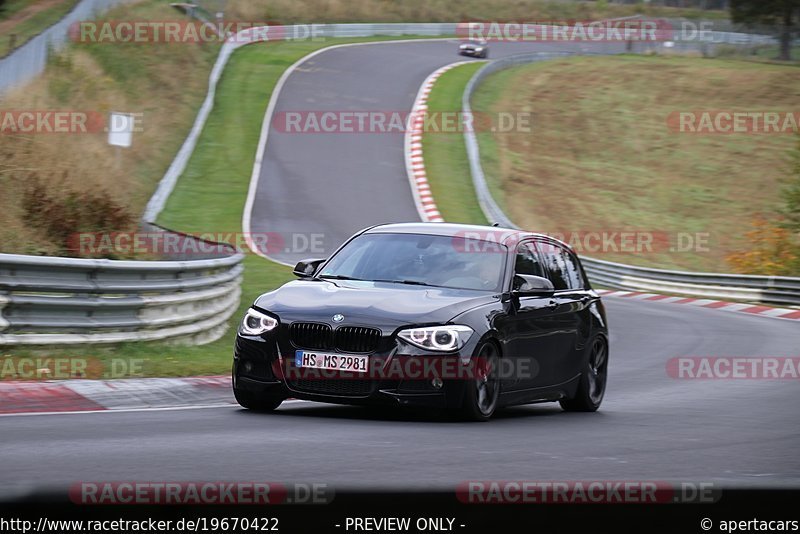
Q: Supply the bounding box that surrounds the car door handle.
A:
[547,299,558,310]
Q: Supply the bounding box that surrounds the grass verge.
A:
[420,62,487,225]
[426,54,800,273]
[0,0,80,58]
[0,0,221,256]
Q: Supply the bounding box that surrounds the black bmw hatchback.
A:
[233,222,609,421]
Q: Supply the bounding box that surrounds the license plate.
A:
[294,350,369,373]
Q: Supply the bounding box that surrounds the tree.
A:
[730,0,799,60]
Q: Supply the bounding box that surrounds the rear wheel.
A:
[460,342,500,421]
[560,337,608,412]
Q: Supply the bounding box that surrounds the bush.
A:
[727,136,800,276]
[22,173,135,258]
[727,217,800,276]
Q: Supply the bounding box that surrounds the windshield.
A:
[318,232,507,292]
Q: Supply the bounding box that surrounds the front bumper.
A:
[233,335,475,409]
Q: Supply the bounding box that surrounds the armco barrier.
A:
[461,51,800,307]
[0,229,243,345]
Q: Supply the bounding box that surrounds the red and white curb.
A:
[405,61,474,223]
[596,289,800,321]
[0,376,234,415]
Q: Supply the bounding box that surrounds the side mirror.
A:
[512,274,554,297]
[293,258,325,278]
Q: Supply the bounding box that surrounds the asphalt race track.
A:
[2,39,798,493]
[2,298,799,490]
[248,39,625,265]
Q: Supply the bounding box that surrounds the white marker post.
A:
[108,112,138,169]
[108,112,136,148]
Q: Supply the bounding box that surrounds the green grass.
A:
[0,0,80,58]
[470,68,517,217]
[417,62,521,221]
[437,55,800,272]
[420,62,487,225]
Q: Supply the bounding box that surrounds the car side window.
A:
[542,244,583,290]
[541,243,569,290]
[562,249,586,290]
[514,242,545,279]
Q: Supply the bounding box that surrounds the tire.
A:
[233,387,284,411]
[460,341,501,421]
[232,370,284,411]
[560,336,608,412]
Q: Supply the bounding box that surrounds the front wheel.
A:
[560,337,608,412]
[460,341,501,421]
[233,387,284,411]
[232,371,284,411]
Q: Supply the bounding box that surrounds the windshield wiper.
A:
[372,279,434,287]
[317,274,362,281]
[320,276,437,287]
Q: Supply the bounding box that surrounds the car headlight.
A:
[397,325,473,352]
[474,47,483,51]
[241,308,279,336]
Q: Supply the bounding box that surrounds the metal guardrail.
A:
[462,51,800,307]
[0,228,244,345]
[583,257,800,306]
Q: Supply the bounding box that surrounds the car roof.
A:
[362,222,572,249]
